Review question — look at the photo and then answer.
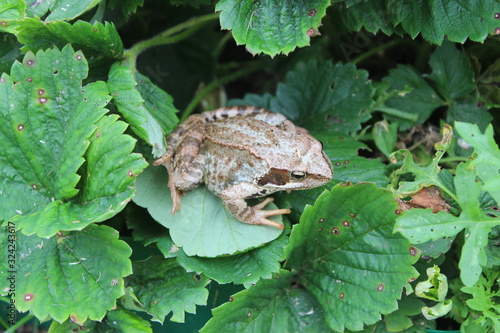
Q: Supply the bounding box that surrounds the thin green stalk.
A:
[352,39,409,65]
[182,62,264,121]
[439,157,468,163]
[0,313,8,330]
[5,315,34,333]
[90,0,106,24]
[372,106,419,122]
[124,12,219,69]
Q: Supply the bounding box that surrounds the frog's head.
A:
[257,135,333,191]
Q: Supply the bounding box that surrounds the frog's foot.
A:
[224,197,288,230]
[250,198,289,230]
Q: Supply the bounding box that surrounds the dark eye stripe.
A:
[257,168,289,186]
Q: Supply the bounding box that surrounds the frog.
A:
[154,106,333,229]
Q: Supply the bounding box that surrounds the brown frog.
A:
[154,106,333,229]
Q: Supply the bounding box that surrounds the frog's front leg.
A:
[221,183,289,229]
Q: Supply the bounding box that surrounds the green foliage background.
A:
[0,0,499,332]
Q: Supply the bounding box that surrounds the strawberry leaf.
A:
[13,225,132,324]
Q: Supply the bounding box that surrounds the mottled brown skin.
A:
[154,106,333,229]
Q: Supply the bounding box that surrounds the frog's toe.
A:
[252,207,289,230]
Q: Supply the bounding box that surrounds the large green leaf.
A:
[12,224,132,324]
[200,270,331,332]
[176,222,288,284]
[455,122,500,205]
[135,71,179,138]
[216,0,331,56]
[272,61,374,133]
[0,45,148,236]
[133,165,283,257]
[126,256,210,323]
[425,42,492,128]
[390,124,453,199]
[395,164,500,287]
[27,0,101,21]
[389,0,500,44]
[286,183,420,331]
[341,0,396,36]
[108,64,178,157]
[427,42,475,101]
[49,307,152,332]
[341,0,500,45]
[383,65,444,130]
[319,133,389,186]
[17,19,124,65]
[231,60,375,134]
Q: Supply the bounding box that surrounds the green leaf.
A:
[421,300,453,320]
[0,34,22,74]
[271,61,375,134]
[447,99,492,131]
[133,165,284,257]
[231,61,375,134]
[176,223,288,284]
[372,120,398,158]
[0,223,15,293]
[216,0,331,56]
[478,57,500,107]
[105,307,153,332]
[395,164,500,287]
[31,0,101,22]
[415,236,455,259]
[390,0,500,44]
[383,65,444,130]
[415,266,448,302]
[48,307,152,332]
[135,71,179,137]
[427,42,475,100]
[285,183,419,331]
[321,134,389,186]
[126,204,173,248]
[126,256,209,323]
[108,64,177,157]
[200,270,331,333]
[384,295,427,332]
[108,0,145,16]
[17,19,124,65]
[0,0,25,34]
[341,0,396,36]
[9,109,147,237]
[0,46,146,236]
[426,42,492,128]
[454,122,500,205]
[461,268,500,331]
[14,225,132,324]
[390,124,454,199]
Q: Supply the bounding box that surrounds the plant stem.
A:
[439,157,468,163]
[90,0,106,24]
[124,12,219,70]
[182,61,264,121]
[5,315,34,333]
[352,39,408,65]
[372,106,419,122]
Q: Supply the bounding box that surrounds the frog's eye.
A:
[290,171,306,180]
